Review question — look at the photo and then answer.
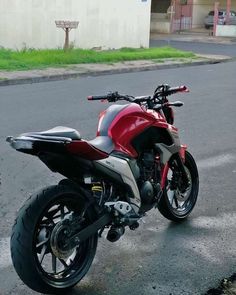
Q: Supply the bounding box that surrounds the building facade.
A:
[1,0,235,50]
[151,0,236,33]
[0,0,151,49]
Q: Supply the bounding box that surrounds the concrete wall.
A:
[192,0,236,28]
[150,13,171,33]
[192,0,215,27]
[216,24,236,36]
[0,0,151,49]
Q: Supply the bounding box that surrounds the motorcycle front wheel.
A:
[158,151,199,222]
[11,184,98,294]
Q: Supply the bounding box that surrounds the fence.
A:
[171,0,193,32]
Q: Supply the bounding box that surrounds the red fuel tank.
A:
[97,103,168,157]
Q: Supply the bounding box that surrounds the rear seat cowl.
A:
[24,126,81,140]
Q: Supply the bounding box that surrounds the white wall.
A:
[150,13,171,33]
[192,0,214,28]
[216,24,236,36]
[0,0,151,49]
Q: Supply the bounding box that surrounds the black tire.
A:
[158,151,199,222]
[11,184,98,294]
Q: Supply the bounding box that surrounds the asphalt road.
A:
[150,39,236,57]
[0,61,236,295]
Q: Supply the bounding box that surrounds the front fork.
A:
[161,145,188,190]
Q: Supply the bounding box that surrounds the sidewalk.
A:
[150,31,236,45]
[0,54,232,87]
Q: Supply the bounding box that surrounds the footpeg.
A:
[129,221,139,231]
[105,201,133,215]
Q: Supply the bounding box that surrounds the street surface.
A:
[150,39,236,57]
[0,61,236,294]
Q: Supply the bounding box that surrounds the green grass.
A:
[0,47,195,71]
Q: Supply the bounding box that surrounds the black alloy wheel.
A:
[158,151,199,222]
[11,185,98,293]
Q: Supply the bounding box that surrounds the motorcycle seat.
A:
[25,126,81,140]
[88,136,114,154]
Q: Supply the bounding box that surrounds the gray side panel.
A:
[95,156,141,211]
[155,128,181,164]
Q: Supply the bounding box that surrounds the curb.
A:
[150,34,236,45]
[151,37,236,45]
[0,58,231,87]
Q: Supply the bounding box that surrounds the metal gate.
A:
[171,0,193,32]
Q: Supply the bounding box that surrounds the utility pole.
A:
[226,0,231,24]
[213,2,219,36]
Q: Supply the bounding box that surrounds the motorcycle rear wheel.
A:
[158,151,199,222]
[10,184,98,294]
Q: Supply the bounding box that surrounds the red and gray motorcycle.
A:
[7,84,199,293]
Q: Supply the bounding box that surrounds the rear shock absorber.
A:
[92,185,103,205]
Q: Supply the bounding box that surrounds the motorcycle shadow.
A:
[64,216,222,295]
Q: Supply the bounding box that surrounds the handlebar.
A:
[87,85,189,108]
[87,92,125,102]
[87,95,110,101]
[165,85,189,95]
[154,84,189,97]
[87,92,135,103]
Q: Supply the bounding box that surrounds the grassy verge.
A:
[0,47,195,71]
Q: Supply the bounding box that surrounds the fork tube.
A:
[174,153,189,187]
[161,163,169,189]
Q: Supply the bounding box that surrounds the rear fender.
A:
[39,152,93,178]
[6,135,70,156]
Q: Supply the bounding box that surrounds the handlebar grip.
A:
[87,95,109,101]
[177,85,189,92]
[167,85,189,94]
[168,101,184,107]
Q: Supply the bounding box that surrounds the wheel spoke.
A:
[46,206,60,220]
[52,254,57,273]
[42,215,55,225]
[39,245,47,264]
[59,258,68,268]
[166,180,171,191]
[38,223,53,228]
[173,195,179,208]
[50,211,71,221]
[36,237,49,248]
[60,205,65,219]
[169,191,175,206]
